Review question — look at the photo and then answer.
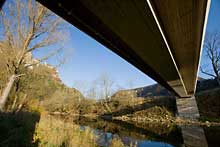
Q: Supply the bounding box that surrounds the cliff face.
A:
[134,84,172,97]
[112,84,172,99]
[112,77,219,99]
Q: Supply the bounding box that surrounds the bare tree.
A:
[98,73,114,113]
[0,0,69,110]
[201,32,220,85]
[86,81,98,99]
[99,73,114,100]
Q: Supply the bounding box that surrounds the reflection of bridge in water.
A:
[0,0,212,146]
[181,125,208,147]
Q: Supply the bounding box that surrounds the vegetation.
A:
[34,115,98,147]
[196,88,220,122]
[109,138,126,147]
[100,96,176,121]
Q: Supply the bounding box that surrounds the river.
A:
[73,116,220,147]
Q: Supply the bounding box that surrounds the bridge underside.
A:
[36,0,210,97]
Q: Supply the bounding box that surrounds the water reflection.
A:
[73,116,220,147]
[81,125,175,147]
[137,141,174,147]
[76,117,183,147]
[180,125,208,147]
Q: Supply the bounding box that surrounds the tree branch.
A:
[200,67,216,78]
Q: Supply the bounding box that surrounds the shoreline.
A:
[48,112,220,127]
[110,115,220,127]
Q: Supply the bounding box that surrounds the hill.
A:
[112,77,219,99]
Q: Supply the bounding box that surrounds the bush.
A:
[110,138,126,147]
[34,114,98,147]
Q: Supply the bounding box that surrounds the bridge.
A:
[0,1,212,146]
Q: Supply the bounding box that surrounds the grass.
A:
[0,111,129,147]
[110,138,126,147]
[34,114,98,147]
[33,114,129,147]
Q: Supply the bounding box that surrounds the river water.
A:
[74,117,220,147]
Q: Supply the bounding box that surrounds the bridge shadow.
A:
[0,111,40,147]
[100,97,176,117]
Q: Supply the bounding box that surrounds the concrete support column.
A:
[176,96,200,120]
[176,97,208,147]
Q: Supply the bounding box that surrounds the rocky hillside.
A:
[112,77,219,99]
[112,84,172,99]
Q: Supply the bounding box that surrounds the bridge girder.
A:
[34,0,210,97]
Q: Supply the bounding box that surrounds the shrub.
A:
[34,114,98,147]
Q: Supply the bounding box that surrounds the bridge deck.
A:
[36,0,210,97]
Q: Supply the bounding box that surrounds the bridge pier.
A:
[176,96,200,120]
[176,97,208,147]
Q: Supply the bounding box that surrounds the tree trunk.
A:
[0,74,16,111]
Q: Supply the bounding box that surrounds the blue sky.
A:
[56,23,155,91]
[200,0,220,79]
[205,0,220,32]
[33,0,219,94]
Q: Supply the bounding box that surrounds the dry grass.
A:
[110,138,126,147]
[33,114,98,147]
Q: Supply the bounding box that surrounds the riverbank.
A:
[108,104,220,127]
[49,100,220,127]
[99,102,220,127]
[112,115,220,127]
[99,89,220,127]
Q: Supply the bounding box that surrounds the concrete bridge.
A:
[0,1,212,146]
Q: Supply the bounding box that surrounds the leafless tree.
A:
[0,0,70,110]
[99,73,114,100]
[86,81,98,99]
[98,73,114,112]
[200,32,220,85]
